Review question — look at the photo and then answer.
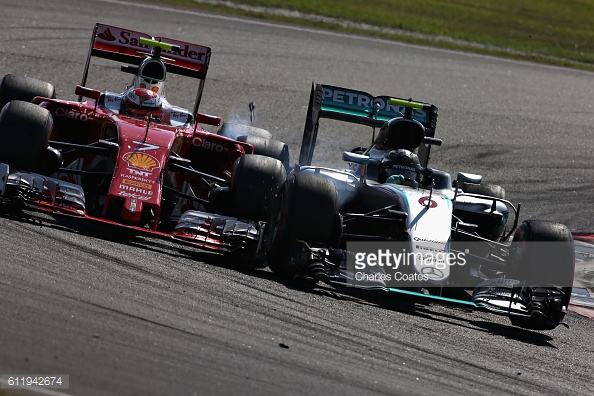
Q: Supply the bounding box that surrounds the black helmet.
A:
[379,149,422,184]
[377,118,425,151]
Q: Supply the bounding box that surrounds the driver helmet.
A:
[379,149,422,185]
[374,117,425,152]
[121,87,163,119]
[130,57,167,99]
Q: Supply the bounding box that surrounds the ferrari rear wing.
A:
[80,23,212,113]
[299,83,439,167]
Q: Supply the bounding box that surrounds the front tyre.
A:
[229,154,286,222]
[508,220,575,330]
[266,173,338,278]
[0,100,53,171]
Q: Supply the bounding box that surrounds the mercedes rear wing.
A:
[80,23,212,114]
[299,83,439,167]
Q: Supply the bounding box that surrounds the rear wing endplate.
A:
[299,83,439,167]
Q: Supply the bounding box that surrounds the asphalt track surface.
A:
[1,1,593,395]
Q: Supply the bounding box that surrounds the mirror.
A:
[75,85,101,101]
[195,112,221,127]
[457,172,482,184]
[343,151,369,165]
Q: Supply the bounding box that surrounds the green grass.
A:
[154,0,594,70]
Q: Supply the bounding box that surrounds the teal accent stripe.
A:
[328,281,478,308]
[386,288,478,307]
[321,105,393,121]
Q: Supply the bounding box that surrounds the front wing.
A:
[0,164,263,258]
[293,242,570,329]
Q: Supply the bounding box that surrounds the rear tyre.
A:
[266,173,338,278]
[459,182,505,200]
[0,100,53,171]
[457,182,507,241]
[237,135,290,171]
[0,74,56,111]
[508,220,575,330]
[218,122,271,139]
[229,154,286,222]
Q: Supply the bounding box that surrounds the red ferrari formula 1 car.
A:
[0,23,288,259]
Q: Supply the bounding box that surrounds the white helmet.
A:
[130,58,167,99]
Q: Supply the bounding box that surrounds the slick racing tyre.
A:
[458,182,505,200]
[508,220,575,330]
[0,74,56,111]
[457,182,507,240]
[229,154,286,222]
[218,122,271,140]
[266,173,338,278]
[236,135,290,171]
[0,100,53,171]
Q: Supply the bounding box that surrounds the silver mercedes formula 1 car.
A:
[264,83,575,331]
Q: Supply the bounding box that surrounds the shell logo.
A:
[123,152,159,171]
